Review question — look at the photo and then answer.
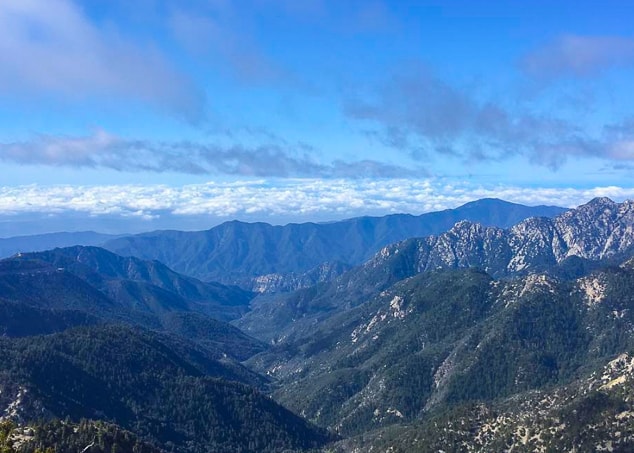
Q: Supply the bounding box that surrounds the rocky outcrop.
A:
[371,197,634,278]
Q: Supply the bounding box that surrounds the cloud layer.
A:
[1,179,633,233]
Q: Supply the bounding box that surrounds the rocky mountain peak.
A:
[365,198,634,278]
[585,196,617,208]
[448,219,485,232]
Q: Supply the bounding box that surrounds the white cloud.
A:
[0,0,205,121]
[609,141,634,160]
[1,180,634,226]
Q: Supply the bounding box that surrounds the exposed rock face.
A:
[238,198,634,438]
[236,198,634,343]
[243,261,352,293]
[0,384,51,424]
[372,197,634,278]
[254,260,634,440]
[334,351,634,452]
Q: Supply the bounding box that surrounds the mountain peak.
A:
[103,198,567,285]
[457,198,518,209]
[583,197,616,208]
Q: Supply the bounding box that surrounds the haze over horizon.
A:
[1,0,634,235]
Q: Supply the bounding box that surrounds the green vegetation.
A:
[2,200,634,452]
[1,419,163,453]
[0,325,332,453]
[261,264,634,440]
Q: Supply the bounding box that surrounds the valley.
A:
[1,198,634,452]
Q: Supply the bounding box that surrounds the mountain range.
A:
[235,197,634,342]
[0,247,332,451]
[2,197,634,452]
[0,246,263,363]
[249,263,634,437]
[103,198,566,288]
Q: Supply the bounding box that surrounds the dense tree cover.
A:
[0,325,332,453]
[271,269,497,434]
[444,285,590,402]
[0,299,99,337]
[158,312,267,361]
[265,264,634,438]
[0,252,266,364]
[0,419,163,453]
[6,247,254,322]
[332,380,634,453]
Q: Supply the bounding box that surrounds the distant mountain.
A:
[1,197,632,451]
[104,198,566,287]
[0,231,120,259]
[0,324,333,452]
[236,197,634,342]
[358,196,634,280]
[9,246,254,322]
[242,260,353,293]
[0,247,263,362]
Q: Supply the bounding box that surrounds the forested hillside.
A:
[1,198,633,452]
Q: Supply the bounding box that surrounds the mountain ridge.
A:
[0,324,333,452]
[103,198,567,286]
[0,231,122,259]
[236,197,634,343]
[0,197,633,451]
[248,261,634,439]
[0,246,265,362]
[10,245,255,321]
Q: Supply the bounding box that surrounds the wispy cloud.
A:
[522,34,634,80]
[168,1,396,87]
[0,130,419,179]
[0,0,205,121]
[343,62,634,169]
[168,5,288,85]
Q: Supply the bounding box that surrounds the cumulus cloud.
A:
[522,34,634,80]
[343,63,634,169]
[1,180,633,229]
[2,179,634,236]
[0,0,205,121]
[0,130,419,179]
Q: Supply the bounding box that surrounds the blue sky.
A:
[1,0,634,235]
